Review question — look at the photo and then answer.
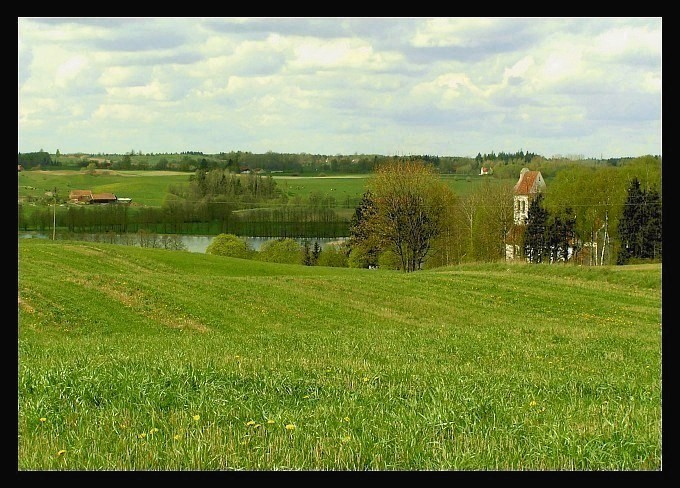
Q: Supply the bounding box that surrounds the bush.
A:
[317,243,348,267]
[205,233,253,259]
[378,249,401,270]
[257,238,302,264]
[347,247,370,268]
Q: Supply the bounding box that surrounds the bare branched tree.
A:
[368,160,452,272]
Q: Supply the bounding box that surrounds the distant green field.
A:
[18,169,191,207]
[18,239,661,470]
[18,170,515,210]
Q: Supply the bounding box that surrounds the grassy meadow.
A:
[18,169,191,207]
[18,169,511,209]
[17,239,662,470]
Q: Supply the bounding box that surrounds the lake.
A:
[18,232,347,253]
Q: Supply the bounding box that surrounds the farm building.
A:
[69,190,118,204]
[91,193,117,204]
[69,190,93,204]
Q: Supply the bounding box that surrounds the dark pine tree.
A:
[641,186,662,260]
[547,215,563,263]
[523,193,549,263]
[561,207,577,262]
[348,190,380,268]
[302,240,313,266]
[312,241,321,265]
[617,177,660,264]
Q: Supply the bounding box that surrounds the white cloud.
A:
[17,17,662,158]
[411,17,497,47]
[92,103,156,123]
[591,25,661,59]
[289,38,380,70]
[55,56,88,88]
[503,55,534,81]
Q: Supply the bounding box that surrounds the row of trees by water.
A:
[18,155,661,269]
[18,170,351,239]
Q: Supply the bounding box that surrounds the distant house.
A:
[91,193,117,204]
[479,166,492,176]
[69,190,93,204]
[68,190,117,204]
[116,197,132,204]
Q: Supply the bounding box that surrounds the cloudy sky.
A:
[18,17,662,159]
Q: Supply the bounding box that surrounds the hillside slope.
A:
[17,240,662,470]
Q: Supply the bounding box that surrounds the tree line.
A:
[18,170,351,239]
[22,148,630,176]
[343,157,661,271]
[18,153,661,269]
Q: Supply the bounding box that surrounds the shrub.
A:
[378,249,401,270]
[317,243,349,267]
[205,233,253,259]
[257,238,302,264]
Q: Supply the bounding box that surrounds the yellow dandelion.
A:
[246,420,256,426]
[341,436,351,443]
[138,433,147,439]
[149,427,159,434]
[303,394,310,399]
[285,424,296,431]
[174,434,181,441]
[267,419,275,424]
[529,400,537,407]
[343,416,350,422]
[193,415,200,421]
[57,450,66,456]
[363,377,369,382]
[39,417,47,423]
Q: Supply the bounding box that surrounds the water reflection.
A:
[183,235,347,253]
[19,232,347,254]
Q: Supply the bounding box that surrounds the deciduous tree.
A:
[205,233,253,259]
[367,160,452,272]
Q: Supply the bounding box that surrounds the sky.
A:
[18,17,662,159]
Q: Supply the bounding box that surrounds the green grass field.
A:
[18,170,513,210]
[18,239,662,470]
[18,169,191,207]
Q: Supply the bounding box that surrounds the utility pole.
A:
[601,210,608,266]
[52,187,57,240]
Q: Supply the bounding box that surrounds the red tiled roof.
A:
[514,171,542,195]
